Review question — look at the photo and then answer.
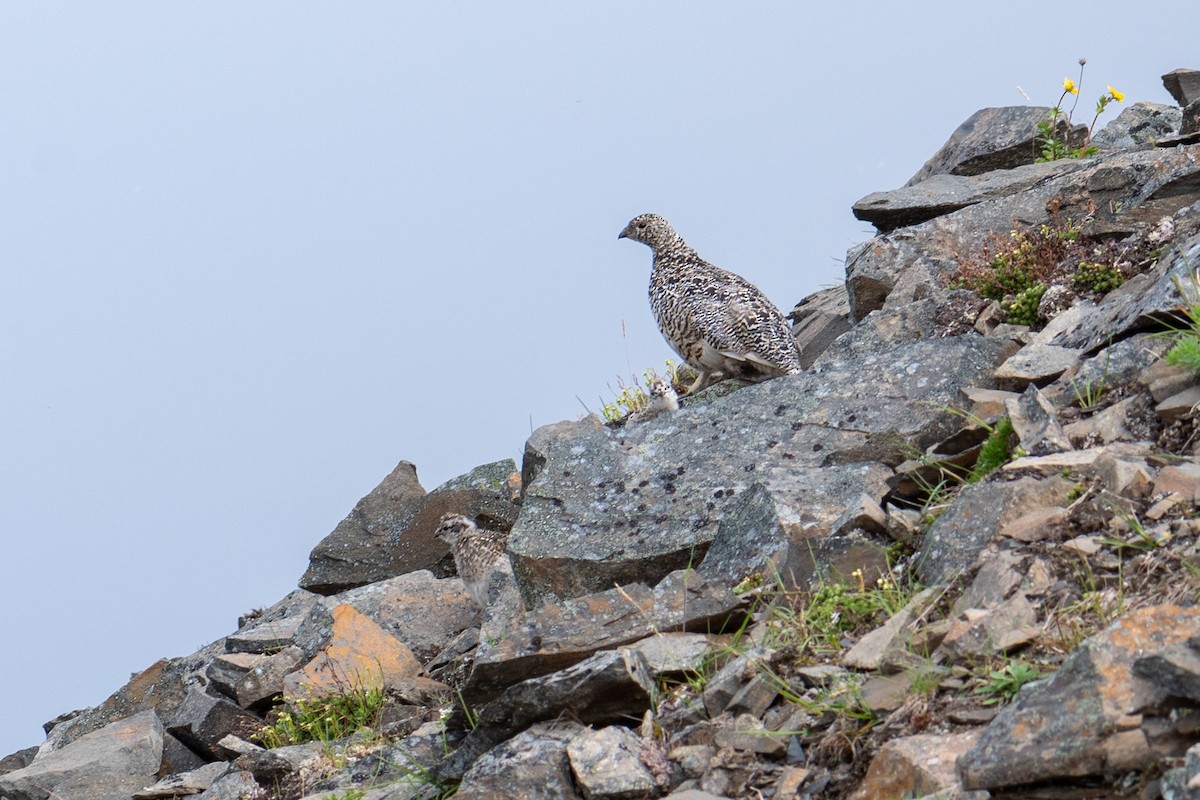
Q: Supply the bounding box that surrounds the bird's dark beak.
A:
[618,225,630,240]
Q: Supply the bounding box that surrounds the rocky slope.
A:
[4,69,1200,800]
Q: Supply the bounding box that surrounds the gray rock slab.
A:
[905,106,1085,187]
[1039,231,1200,353]
[844,147,1200,322]
[917,476,1075,584]
[0,711,163,800]
[291,571,478,665]
[857,160,1079,232]
[1092,102,1182,153]
[788,284,852,368]
[465,568,748,704]
[455,721,585,800]
[512,335,1009,606]
[960,604,1200,790]
[441,649,655,782]
[133,761,230,798]
[167,686,264,759]
[1006,384,1073,455]
[234,646,306,708]
[1163,68,1200,107]
[567,725,660,799]
[300,459,520,595]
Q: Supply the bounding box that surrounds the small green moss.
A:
[969,416,1014,483]
[1071,260,1123,293]
[1001,283,1046,326]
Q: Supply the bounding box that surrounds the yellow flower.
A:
[1063,77,1079,95]
[1108,85,1125,102]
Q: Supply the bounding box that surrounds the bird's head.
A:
[435,513,475,547]
[618,213,680,251]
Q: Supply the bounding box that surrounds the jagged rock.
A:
[1157,385,1200,423]
[567,725,660,799]
[939,592,1039,658]
[845,147,1200,322]
[960,604,1200,791]
[0,747,37,776]
[713,713,786,757]
[465,569,748,704]
[441,649,655,782]
[167,686,263,760]
[283,604,425,698]
[456,721,585,799]
[1039,230,1200,353]
[1163,68,1200,107]
[226,611,307,654]
[852,730,984,800]
[37,650,217,755]
[290,571,477,665]
[300,459,520,595]
[1154,461,1200,503]
[906,106,1086,187]
[999,506,1069,542]
[855,160,1080,233]
[193,770,262,800]
[0,711,164,800]
[624,633,712,676]
[994,343,1083,387]
[917,476,1075,584]
[1006,383,1073,455]
[1063,397,1141,446]
[787,284,852,368]
[1160,740,1200,800]
[234,646,306,708]
[1093,450,1153,498]
[133,761,230,798]
[206,653,266,699]
[1092,102,1183,152]
[702,649,769,717]
[858,673,911,714]
[842,587,940,672]
[513,335,1009,606]
[1141,358,1198,403]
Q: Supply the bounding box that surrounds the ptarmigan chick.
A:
[619,213,802,394]
[629,375,680,423]
[434,513,511,609]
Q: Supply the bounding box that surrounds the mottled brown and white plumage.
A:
[434,513,511,608]
[619,213,802,394]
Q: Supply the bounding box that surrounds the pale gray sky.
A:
[1,2,1192,756]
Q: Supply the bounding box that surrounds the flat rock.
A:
[455,721,585,800]
[465,569,748,704]
[851,730,984,800]
[855,160,1079,233]
[1163,68,1200,107]
[842,587,940,672]
[788,284,852,368]
[512,336,1009,606]
[960,604,1200,791]
[0,711,164,800]
[994,344,1083,388]
[133,761,230,798]
[567,725,660,799]
[1153,461,1200,503]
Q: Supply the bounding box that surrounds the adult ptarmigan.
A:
[619,213,802,394]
